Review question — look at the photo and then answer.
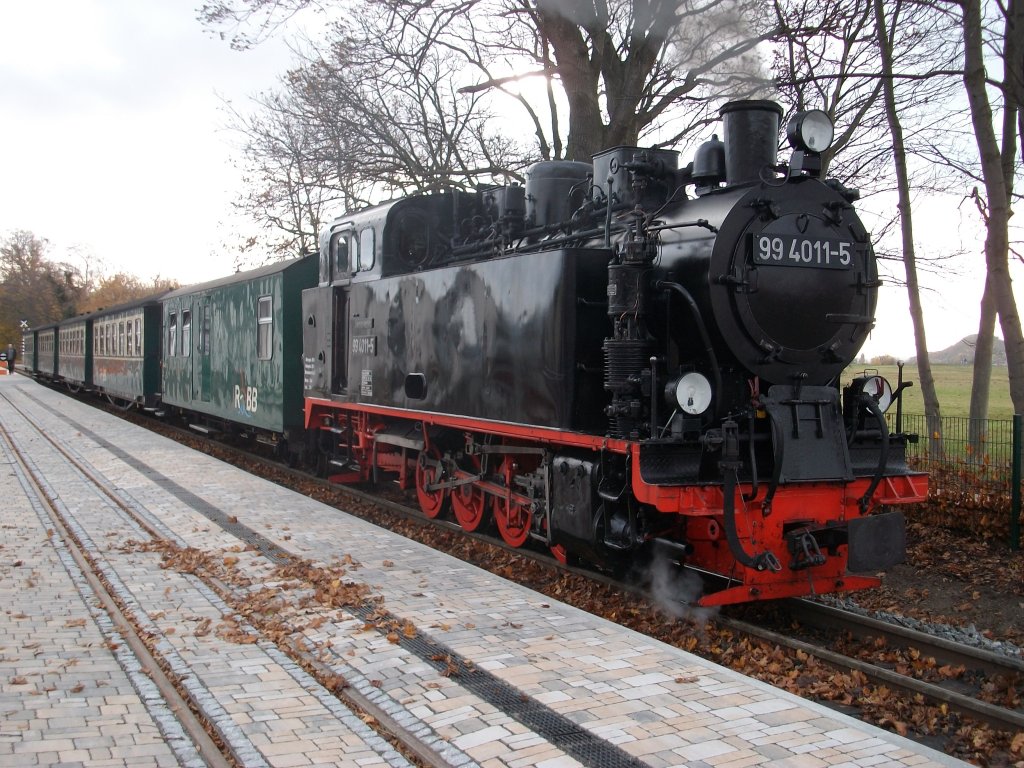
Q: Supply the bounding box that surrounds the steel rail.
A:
[0,408,232,768]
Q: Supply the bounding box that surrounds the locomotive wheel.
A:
[492,496,531,547]
[492,457,531,547]
[451,456,488,532]
[415,447,448,519]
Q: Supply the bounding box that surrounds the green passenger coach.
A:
[160,254,318,455]
[18,328,37,376]
[91,296,166,407]
[58,316,92,390]
[35,324,58,381]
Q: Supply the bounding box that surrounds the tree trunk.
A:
[968,277,996,459]
[536,5,606,161]
[873,0,943,454]
[961,0,1024,413]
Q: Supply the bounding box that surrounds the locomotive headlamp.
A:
[668,372,713,415]
[787,110,835,154]
[849,374,894,413]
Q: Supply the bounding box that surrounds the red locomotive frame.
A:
[306,398,928,607]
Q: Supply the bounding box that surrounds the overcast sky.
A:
[0,0,295,285]
[0,0,1018,360]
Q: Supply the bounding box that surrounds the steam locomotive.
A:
[300,99,928,606]
[22,99,925,606]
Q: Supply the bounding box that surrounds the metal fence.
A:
[892,412,1022,548]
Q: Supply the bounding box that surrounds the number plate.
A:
[751,234,854,269]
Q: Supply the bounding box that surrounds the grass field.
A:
[841,363,1015,420]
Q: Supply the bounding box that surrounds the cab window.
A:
[358,227,375,272]
[319,243,331,285]
[331,232,349,278]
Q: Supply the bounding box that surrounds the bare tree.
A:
[959,0,1024,412]
[959,0,1023,424]
[227,85,347,258]
[870,0,962,453]
[201,0,776,162]
[772,0,960,455]
[224,15,531,250]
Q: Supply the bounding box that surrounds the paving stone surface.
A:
[0,375,970,767]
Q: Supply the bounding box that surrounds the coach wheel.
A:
[451,455,488,532]
[492,457,531,547]
[415,447,448,519]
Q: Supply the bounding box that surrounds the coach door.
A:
[196,299,212,402]
[332,287,348,394]
[328,225,353,395]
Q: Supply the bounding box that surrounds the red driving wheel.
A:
[415,447,447,519]
[492,457,531,547]
[452,455,488,532]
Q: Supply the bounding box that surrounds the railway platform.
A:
[0,373,968,768]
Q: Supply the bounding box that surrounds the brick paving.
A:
[0,375,970,767]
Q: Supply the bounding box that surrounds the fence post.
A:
[1012,414,1022,551]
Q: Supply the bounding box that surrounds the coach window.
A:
[135,318,142,356]
[358,227,375,272]
[182,310,192,357]
[257,296,272,360]
[168,312,177,357]
[201,306,211,355]
[119,322,126,356]
[126,319,133,356]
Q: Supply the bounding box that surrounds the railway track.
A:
[43,389,1024,759]
[0,390,462,768]
[146,411,1024,740]
[727,601,1024,733]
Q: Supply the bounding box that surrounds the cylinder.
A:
[720,100,783,186]
[591,147,679,209]
[524,161,593,229]
[606,264,645,315]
